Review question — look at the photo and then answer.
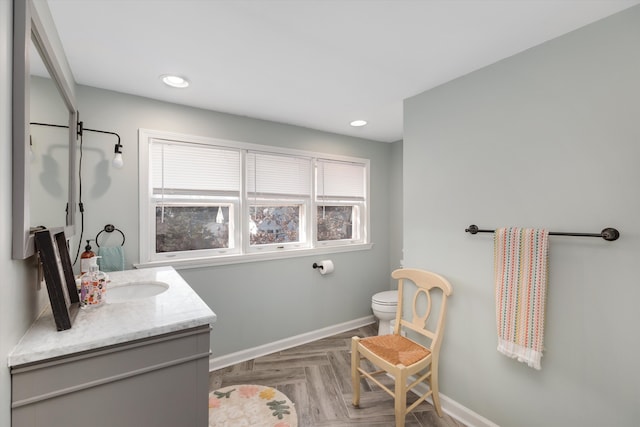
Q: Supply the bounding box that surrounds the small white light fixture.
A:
[77,120,125,169]
[112,152,124,169]
[112,142,124,169]
[161,74,189,88]
[350,119,367,127]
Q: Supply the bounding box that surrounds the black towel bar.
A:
[465,225,619,241]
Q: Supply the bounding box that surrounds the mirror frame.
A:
[13,0,78,259]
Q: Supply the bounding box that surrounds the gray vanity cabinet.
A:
[11,325,211,427]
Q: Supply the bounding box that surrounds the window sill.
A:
[134,243,374,270]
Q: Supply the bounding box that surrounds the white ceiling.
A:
[47,0,640,143]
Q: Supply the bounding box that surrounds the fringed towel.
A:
[98,246,125,272]
[494,227,549,370]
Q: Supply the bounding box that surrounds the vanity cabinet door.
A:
[11,325,211,427]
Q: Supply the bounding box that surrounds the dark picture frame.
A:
[34,229,79,331]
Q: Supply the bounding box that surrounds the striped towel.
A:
[494,227,549,370]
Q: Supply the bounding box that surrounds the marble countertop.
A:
[8,266,216,367]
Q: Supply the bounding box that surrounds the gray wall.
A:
[404,6,640,427]
[75,85,394,357]
[389,139,403,287]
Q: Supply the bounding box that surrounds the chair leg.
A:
[395,370,407,427]
[351,337,361,408]
[431,362,443,417]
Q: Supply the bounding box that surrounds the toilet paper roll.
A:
[318,260,334,275]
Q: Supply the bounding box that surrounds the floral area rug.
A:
[209,384,298,427]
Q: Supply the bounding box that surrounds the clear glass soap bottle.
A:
[80,257,107,308]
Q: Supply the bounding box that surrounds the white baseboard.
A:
[411,382,499,427]
[209,317,498,427]
[208,315,376,371]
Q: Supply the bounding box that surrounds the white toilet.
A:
[371,290,398,335]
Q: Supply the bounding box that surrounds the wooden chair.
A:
[351,268,453,427]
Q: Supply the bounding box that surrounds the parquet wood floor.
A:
[209,323,466,427]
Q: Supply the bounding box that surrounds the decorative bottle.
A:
[80,257,107,308]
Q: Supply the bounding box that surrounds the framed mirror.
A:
[13,0,78,259]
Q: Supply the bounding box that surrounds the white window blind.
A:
[151,139,240,194]
[316,159,366,199]
[246,151,311,197]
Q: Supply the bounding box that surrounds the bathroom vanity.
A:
[8,267,216,427]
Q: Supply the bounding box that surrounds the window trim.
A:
[138,128,371,268]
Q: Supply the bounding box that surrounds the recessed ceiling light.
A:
[350,120,367,127]
[161,74,189,88]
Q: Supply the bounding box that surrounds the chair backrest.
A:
[391,268,453,354]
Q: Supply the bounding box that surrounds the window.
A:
[315,159,366,245]
[139,129,370,266]
[144,137,240,261]
[246,152,311,251]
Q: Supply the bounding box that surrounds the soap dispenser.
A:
[80,240,96,275]
[80,257,107,307]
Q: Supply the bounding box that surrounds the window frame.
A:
[138,128,372,268]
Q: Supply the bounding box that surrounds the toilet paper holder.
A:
[312,260,334,275]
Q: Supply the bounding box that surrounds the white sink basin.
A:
[108,281,169,303]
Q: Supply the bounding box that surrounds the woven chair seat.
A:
[360,334,431,366]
